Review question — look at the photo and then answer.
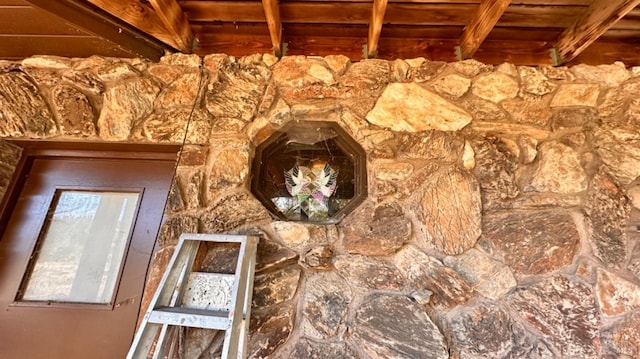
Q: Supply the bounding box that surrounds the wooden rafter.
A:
[367,0,388,58]
[148,0,196,53]
[554,0,640,64]
[87,0,194,52]
[22,0,168,60]
[261,0,283,56]
[457,0,512,60]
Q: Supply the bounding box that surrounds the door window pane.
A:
[21,190,140,304]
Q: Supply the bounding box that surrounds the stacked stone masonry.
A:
[1,54,640,358]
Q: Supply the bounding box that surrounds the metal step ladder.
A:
[127,233,259,359]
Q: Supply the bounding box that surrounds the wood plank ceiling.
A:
[2,0,640,65]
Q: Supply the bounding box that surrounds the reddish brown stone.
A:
[157,215,198,247]
[407,60,446,83]
[585,172,630,267]
[510,276,600,358]
[200,192,270,233]
[303,271,352,338]
[290,339,357,359]
[413,167,482,255]
[334,254,405,291]
[52,84,96,136]
[252,265,301,307]
[178,145,208,166]
[255,236,299,274]
[602,311,640,357]
[471,136,520,210]
[446,302,553,358]
[342,202,411,256]
[352,294,448,359]
[483,210,580,274]
[300,245,335,271]
[248,303,295,358]
[394,245,474,310]
[397,130,465,162]
[205,61,266,123]
[596,268,640,316]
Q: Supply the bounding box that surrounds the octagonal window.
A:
[251,121,367,223]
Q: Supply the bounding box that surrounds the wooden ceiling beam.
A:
[366,0,388,58]
[554,0,640,64]
[86,0,192,52]
[22,0,168,60]
[261,0,283,56]
[148,0,196,52]
[457,0,512,59]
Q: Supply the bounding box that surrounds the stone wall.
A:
[1,54,640,358]
[0,139,21,203]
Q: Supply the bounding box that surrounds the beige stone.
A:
[471,72,519,103]
[443,248,516,300]
[375,162,414,181]
[462,141,475,170]
[98,77,160,140]
[432,74,471,99]
[550,84,599,107]
[571,62,630,87]
[366,83,472,132]
[160,53,201,67]
[451,59,490,77]
[495,62,518,77]
[405,57,425,68]
[208,149,249,189]
[531,141,587,193]
[468,121,550,141]
[324,54,350,75]
[518,66,556,96]
[21,55,71,69]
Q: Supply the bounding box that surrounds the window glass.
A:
[21,190,139,304]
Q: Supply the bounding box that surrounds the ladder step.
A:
[148,306,231,330]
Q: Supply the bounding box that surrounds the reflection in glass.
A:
[21,190,139,304]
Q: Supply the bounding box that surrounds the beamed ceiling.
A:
[2,0,640,65]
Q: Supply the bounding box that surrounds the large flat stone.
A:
[510,276,601,358]
[98,77,160,140]
[0,71,56,137]
[413,167,482,255]
[443,248,516,300]
[471,72,519,103]
[352,294,448,359]
[446,302,554,358]
[334,254,405,291]
[483,210,581,274]
[366,83,472,132]
[585,172,630,267]
[530,141,587,194]
[302,271,352,338]
[393,245,474,310]
[341,202,411,256]
[253,265,301,307]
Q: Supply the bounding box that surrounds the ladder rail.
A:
[221,237,258,358]
[127,233,259,359]
[127,238,200,359]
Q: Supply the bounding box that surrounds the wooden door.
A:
[0,146,177,359]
